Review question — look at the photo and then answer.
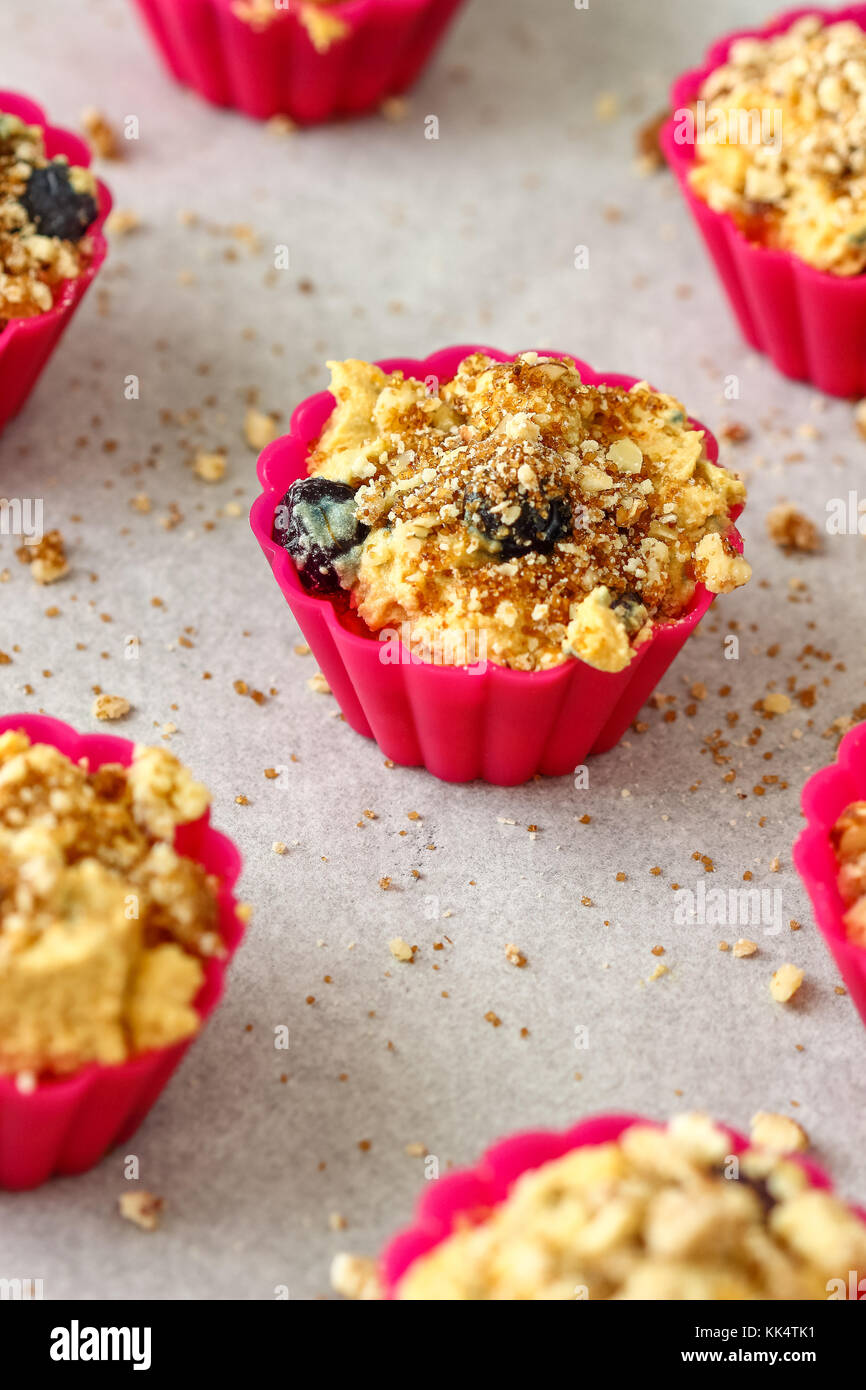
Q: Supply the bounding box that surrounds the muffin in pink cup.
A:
[130,0,467,124]
[794,720,866,1029]
[663,7,866,398]
[249,345,749,786]
[0,713,247,1190]
[0,94,111,436]
[361,1112,866,1300]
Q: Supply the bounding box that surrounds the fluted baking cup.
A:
[381,1112,863,1298]
[131,0,466,123]
[0,714,246,1190]
[0,93,111,437]
[663,6,866,398]
[794,720,866,1029]
[250,344,743,786]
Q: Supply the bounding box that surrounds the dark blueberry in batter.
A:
[275,477,368,596]
[464,489,571,559]
[21,164,98,241]
[611,591,648,635]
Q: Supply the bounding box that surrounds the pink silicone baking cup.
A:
[250,344,743,786]
[0,93,111,437]
[381,1111,865,1298]
[0,713,246,1190]
[131,0,466,123]
[794,720,866,1029]
[663,6,866,398]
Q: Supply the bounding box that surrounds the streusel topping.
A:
[690,16,866,275]
[831,801,866,946]
[398,1113,866,1300]
[0,112,98,320]
[302,353,748,672]
[0,731,218,1076]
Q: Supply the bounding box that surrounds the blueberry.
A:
[611,591,648,634]
[465,489,571,559]
[274,477,368,596]
[20,163,98,242]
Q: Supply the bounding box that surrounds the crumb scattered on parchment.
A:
[16,530,68,584]
[505,943,527,968]
[762,692,792,715]
[719,421,751,444]
[118,1191,163,1231]
[106,208,141,236]
[330,1253,382,1301]
[647,961,668,982]
[272,841,288,855]
[244,408,278,451]
[380,96,409,122]
[328,1212,347,1232]
[308,672,331,695]
[750,1111,809,1153]
[732,938,758,958]
[766,504,821,553]
[389,938,414,963]
[92,694,131,721]
[770,963,804,1003]
[855,398,866,439]
[194,451,227,482]
[405,1142,427,1158]
[635,109,668,174]
[81,106,121,158]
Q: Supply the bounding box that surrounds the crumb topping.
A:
[397,1113,866,1300]
[831,801,866,949]
[0,731,217,1076]
[305,353,749,672]
[690,16,866,275]
[0,112,97,320]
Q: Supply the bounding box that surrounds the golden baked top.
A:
[296,353,748,673]
[689,16,866,275]
[398,1113,866,1300]
[0,112,98,320]
[0,731,218,1078]
[832,801,866,947]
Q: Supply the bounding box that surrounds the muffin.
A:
[370,1113,866,1300]
[131,0,467,124]
[0,715,245,1189]
[251,346,748,785]
[0,93,110,435]
[664,9,866,396]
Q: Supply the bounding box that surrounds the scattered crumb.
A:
[92,694,131,722]
[732,938,758,958]
[330,1253,382,1301]
[505,943,527,968]
[118,1191,163,1232]
[308,672,331,695]
[762,692,792,715]
[81,106,121,158]
[389,938,414,963]
[193,451,227,482]
[105,208,141,236]
[766,504,821,553]
[244,408,279,451]
[17,530,68,584]
[770,963,804,1003]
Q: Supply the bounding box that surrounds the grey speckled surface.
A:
[1,0,865,1301]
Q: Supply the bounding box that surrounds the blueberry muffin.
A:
[0,111,99,322]
[690,16,866,275]
[0,731,221,1077]
[396,1114,866,1300]
[275,353,750,673]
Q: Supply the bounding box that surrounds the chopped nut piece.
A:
[770,963,804,1003]
[750,1111,809,1153]
[389,937,413,963]
[17,530,68,584]
[732,938,758,958]
[118,1191,164,1231]
[504,943,527,968]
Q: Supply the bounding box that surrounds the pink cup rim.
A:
[250,344,742,685]
[662,5,866,292]
[0,713,245,1100]
[794,720,866,955]
[0,91,112,347]
[381,1110,861,1297]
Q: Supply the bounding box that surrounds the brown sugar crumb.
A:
[263,768,279,780]
[505,943,527,968]
[118,1190,164,1232]
[378,877,393,891]
[635,109,669,173]
[407,811,421,822]
[484,1011,502,1028]
[81,107,121,159]
[651,945,665,957]
[770,963,804,1003]
[16,530,68,584]
[235,794,249,806]
[358,1140,371,1153]
[92,694,131,722]
[719,421,751,444]
[766,504,821,554]
[750,1111,809,1153]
